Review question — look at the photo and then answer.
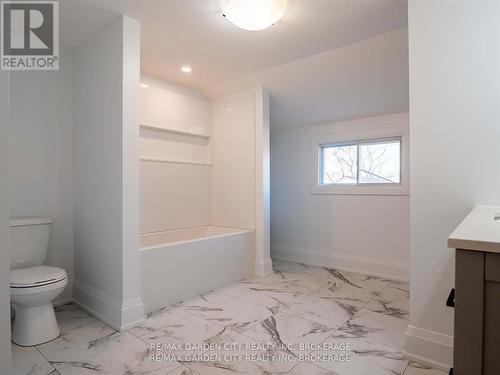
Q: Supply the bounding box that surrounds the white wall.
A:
[0,71,11,372]
[271,113,410,279]
[73,15,144,330]
[9,50,74,303]
[406,0,500,369]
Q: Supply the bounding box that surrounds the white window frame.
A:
[311,128,409,196]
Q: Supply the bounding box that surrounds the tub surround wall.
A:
[139,76,212,234]
[211,88,272,276]
[139,80,272,310]
[73,15,144,330]
[211,90,256,230]
[139,79,272,277]
[140,76,211,137]
[140,162,211,233]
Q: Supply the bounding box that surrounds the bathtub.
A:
[140,225,255,313]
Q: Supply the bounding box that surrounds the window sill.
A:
[311,185,409,196]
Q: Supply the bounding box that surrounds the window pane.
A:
[358,139,400,184]
[321,144,357,184]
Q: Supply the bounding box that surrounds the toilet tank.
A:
[9,217,52,270]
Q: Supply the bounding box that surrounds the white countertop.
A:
[448,206,500,253]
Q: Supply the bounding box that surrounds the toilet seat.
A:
[10,266,67,289]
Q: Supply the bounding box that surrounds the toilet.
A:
[9,217,68,346]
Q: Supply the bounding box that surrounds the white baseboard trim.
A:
[271,244,409,281]
[404,325,453,371]
[255,256,273,277]
[73,280,145,331]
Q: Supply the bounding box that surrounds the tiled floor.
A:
[11,260,447,375]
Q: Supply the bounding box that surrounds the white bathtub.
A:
[140,225,255,313]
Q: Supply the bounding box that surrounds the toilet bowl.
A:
[9,218,68,346]
[10,266,68,346]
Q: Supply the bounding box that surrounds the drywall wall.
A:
[271,113,409,279]
[211,90,256,230]
[139,75,212,233]
[9,50,74,303]
[206,28,409,131]
[73,15,144,330]
[0,71,11,372]
[406,0,500,369]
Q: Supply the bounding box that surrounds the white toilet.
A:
[9,217,68,346]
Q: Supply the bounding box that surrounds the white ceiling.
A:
[60,0,408,129]
[61,0,407,91]
[208,28,409,130]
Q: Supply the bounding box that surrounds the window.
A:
[320,137,401,186]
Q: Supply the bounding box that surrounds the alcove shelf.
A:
[140,157,212,166]
[140,124,211,139]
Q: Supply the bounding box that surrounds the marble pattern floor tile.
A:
[167,366,199,375]
[12,261,417,375]
[11,344,55,375]
[277,294,354,329]
[335,310,408,351]
[381,283,410,299]
[36,320,134,363]
[311,334,409,375]
[242,313,335,356]
[178,291,235,313]
[54,337,180,375]
[267,270,332,292]
[54,304,101,334]
[315,282,376,306]
[140,315,230,357]
[183,329,297,375]
[237,288,309,314]
[129,304,192,338]
[332,270,391,293]
[403,362,447,375]
[364,290,409,320]
[179,297,273,333]
[287,362,338,375]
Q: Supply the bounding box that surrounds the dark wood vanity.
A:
[448,206,500,375]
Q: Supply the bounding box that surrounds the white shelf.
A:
[140,157,212,166]
[140,124,210,139]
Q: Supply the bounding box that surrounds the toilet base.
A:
[12,302,60,346]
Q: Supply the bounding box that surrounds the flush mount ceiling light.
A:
[222,0,286,31]
[181,65,193,73]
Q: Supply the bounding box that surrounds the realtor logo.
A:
[1,0,59,70]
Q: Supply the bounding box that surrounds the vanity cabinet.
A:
[448,206,500,375]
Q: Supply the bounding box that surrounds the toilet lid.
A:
[10,266,67,288]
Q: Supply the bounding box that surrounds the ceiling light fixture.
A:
[140,83,149,88]
[222,0,286,31]
[181,65,193,73]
